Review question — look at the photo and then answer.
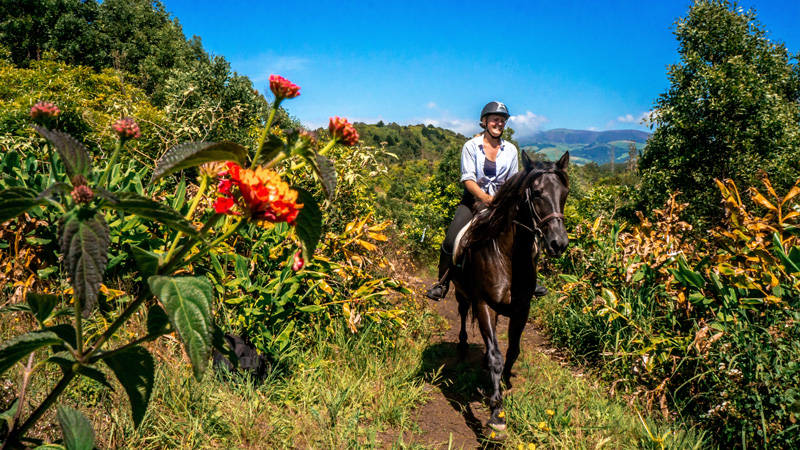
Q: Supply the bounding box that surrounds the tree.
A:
[638,0,800,227]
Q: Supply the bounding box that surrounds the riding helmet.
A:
[480,101,510,120]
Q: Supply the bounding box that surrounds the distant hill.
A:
[353,122,466,162]
[520,129,650,165]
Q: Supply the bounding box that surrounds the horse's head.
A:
[520,151,570,258]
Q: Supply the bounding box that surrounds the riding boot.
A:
[534,283,548,297]
[425,246,453,301]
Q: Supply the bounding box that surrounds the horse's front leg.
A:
[455,292,470,357]
[476,303,506,434]
[503,304,531,387]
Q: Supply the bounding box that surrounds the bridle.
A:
[512,170,566,240]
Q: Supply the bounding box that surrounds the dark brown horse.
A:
[452,151,569,436]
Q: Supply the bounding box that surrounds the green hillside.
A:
[521,129,649,165]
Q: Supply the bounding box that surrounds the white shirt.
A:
[459,134,519,196]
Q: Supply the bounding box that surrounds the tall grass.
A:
[1,297,439,449]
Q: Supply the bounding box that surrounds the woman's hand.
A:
[464,180,493,204]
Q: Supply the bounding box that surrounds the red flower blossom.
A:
[292,250,305,271]
[214,196,236,214]
[112,117,141,141]
[30,101,61,124]
[269,75,300,100]
[329,116,359,146]
[215,162,303,225]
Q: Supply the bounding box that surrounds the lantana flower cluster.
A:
[30,101,61,124]
[269,74,301,100]
[112,117,141,141]
[214,162,303,225]
[329,116,359,146]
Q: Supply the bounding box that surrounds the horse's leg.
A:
[455,293,470,357]
[503,304,531,387]
[475,302,506,432]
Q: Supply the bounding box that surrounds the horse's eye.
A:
[530,191,542,199]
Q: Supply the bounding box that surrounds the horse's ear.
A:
[557,151,570,171]
[521,150,534,172]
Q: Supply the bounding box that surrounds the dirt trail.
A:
[386,275,556,449]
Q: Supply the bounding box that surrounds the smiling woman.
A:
[426,101,536,301]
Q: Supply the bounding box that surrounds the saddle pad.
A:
[452,218,475,265]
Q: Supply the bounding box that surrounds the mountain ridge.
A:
[520,128,650,165]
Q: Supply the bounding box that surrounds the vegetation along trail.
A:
[384,275,707,449]
[2,1,799,448]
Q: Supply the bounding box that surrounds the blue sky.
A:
[160,0,799,139]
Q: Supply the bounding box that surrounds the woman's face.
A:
[484,114,507,136]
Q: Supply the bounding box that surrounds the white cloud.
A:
[426,102,438,109]
[508,111,550,140]
[606,111,652,128]
[419,117,477,136]
[230,54,310,85]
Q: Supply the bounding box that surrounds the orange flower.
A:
[215,162,303,225]
[329,116,359,146]
[269,74,300,100]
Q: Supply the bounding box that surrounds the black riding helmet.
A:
[479,101,510,138]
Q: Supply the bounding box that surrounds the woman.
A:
[425,101,547,300]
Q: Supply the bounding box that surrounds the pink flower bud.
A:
[112,117,141,141]
[71,185,94,204]
[269,75,300,100]
[329,117,359,146]
[30,101,61,124]
[292,250,305,271]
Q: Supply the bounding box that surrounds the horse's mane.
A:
[462,161,568,250]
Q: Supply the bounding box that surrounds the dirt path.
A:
[389,275,556,449]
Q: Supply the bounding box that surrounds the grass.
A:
[1,297,441,449]
[2,285,711,449]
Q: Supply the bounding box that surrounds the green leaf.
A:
[0,187,45,224]
[256,133,288,166]
[171,175,187,211]
[48,324,78,349]
[1,398,19,429]
[34,183,71,202]
[300,150,337,200]
[56,405,95,450]
[773,234,800,274]
[59,209,110,315]
[101,346,155,429]
[293,187,322,261]
[103,192,200,239]
[146,304,170,335]
[312,154,337,200]
[0,330,65,376]
[148,276,214,379]
[297,305,324,313]
[130,245,161,281]
[0,303,33,314]
[151,141,248,184]
[668,255,705,291]
[27,293,59,326]
[46,353,113,389]
[33,126,92,178]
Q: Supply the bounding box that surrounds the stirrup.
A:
[425,283,448,301]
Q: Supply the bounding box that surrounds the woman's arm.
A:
[464,180,492,203]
